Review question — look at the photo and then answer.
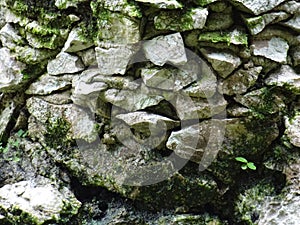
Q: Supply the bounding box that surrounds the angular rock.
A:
[77,48,97,67]
[41,90,72,105]
[95,0,142,18]
[0,178,81,224]
[244,12,290,35]
[14,46,57,65]
[95,43,139,75]
[0,48,27,92]
[285,113,300,147]
[251,37,289,63]
[47,52,85,75]
[234,88,286,115]
[141,59,200,91]
[27,97,98,143]
[134,0,183,9]
[62,27,94,52]
[282,14,300,32]
[0,23,24,49]
[26,74,73,95]
[229,0,286,15]
[276,0,300,14]
[205,12,234,31]
[175,94,227,120]
[154,8,208,32]
[198,29,248,46]
[220,65,262,95]
[143,33,187,66]
[93,11,140,45]
[200,48,242,78]
[265,65,300,94]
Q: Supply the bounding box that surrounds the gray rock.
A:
[134,0,183,9]
[141,59,200,91]
[0,23,24,49]
[220,64,262,96]
[0,178,81,224]
[200,48,242,78]
[94,11,140,45]
[62,27,94,52]
[14,46,57,65]
[205,12,234,31]
[95,43,139,75]
[143,33,187,66]
[234,88,286,114]
[77,48,97,67]
[282,14,300,32]
[26,74,73,95]
[47,52,85,75]
[27,97,98,143]
[95,0,141,18]
[104,85,164,111]
[244,12,290,35]
[285,113,300,147]
[0,48,27,92]
[55,0,86,9]
[229,0,286,15]
[265,65,300,94]
[175,94,227,120]
[276,0,300,14]
[40,90,72,105]
[154,8,208,32]
[198,29,248,46]
[251,37,289,63]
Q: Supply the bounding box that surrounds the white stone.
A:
[62,27,94,52]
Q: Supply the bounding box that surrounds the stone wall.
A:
[0,0,299,224]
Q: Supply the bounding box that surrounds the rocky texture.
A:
[154,8,208,32]
[47,52,85,76]
[0,0,300,224]
[251,37,289,63]
[143,33,187,66]
[0,178,81,224]
[200,48,242,78]
[265,65,300,94]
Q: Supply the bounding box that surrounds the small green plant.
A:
[235,157,257,170]
[0,129,28,162]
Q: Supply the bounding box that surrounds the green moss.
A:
[193,0,218,7]
[246,16,264,29]
[198,30,248,46]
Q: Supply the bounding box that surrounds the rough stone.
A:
[154,8,208,32]
[0,48,27,93]
[200,48,242,78]
[244,12,290,35]
[104,85,164,111]
[0,178,81,224]
[291,46,300,67]
[198,29,248,46]
[26,97,98,143]
[14,46,57,65]
[141,59,200,91]
[96,0,141,18]
[251,37,289,63]
[62,27,94,52]
[282,14,300,32]
[94,11,140,45]
[175,94,227,120]
[0,100,15,140]
[234,88,286,114]
[26,74,73,95]
[143,33,187,66]
[229,0,286,15]
[0,23,24,49]
[40,90,72,105]
[95,43,139,75]
[205,12,234,31]
[77,48,97,67]
[134,0,183,9]
[276,1,300,14]
[265,65,300,94]
[220,64,262,96]
[47,52,85,75]
[285,113,300,147]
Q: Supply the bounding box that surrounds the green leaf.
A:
[241,164,248,170]
[235,157,248,163]
[247,162,257,170]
